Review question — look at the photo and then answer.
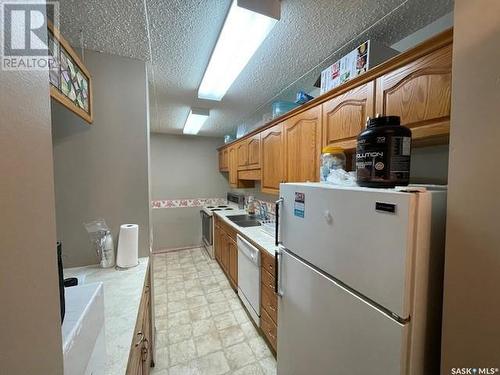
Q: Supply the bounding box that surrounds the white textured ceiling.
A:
[57,0,453,137]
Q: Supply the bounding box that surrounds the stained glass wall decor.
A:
[48,22,93,124]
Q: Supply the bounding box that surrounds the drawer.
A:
[261,269,275,293]
[261,250,275,277]
[238,168,261,180]
[261,309,277,351]
[261,281,278,324]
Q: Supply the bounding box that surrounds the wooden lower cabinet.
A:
[260,251,278,352]
[214,217,238,290]
[228,237,238,286]
[261,309,277,351]
[214,217,278,354]
[126,265,153,375]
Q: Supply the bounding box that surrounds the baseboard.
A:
[153,244,203,254]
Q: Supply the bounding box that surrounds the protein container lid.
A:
[367,115,401,128]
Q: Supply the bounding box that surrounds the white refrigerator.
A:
[275,183,447,375]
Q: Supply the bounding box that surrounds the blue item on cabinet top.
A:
[295,90,314,104]
[272,101,299,119]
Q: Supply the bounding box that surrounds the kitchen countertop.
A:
[213,208,277,257]
[64,257,149,375]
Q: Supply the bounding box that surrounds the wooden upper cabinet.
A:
[236,141,248,168]
[261,123,284,195]
[375,44,452,140]
[283,106,322,183]
[236,134,260,171]
[219,148,229,172]
[223,149,229,169]
[228,146,238,187]
[322,82,375,147]
[247,134,261,169]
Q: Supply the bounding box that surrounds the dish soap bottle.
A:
[247,196,256,215]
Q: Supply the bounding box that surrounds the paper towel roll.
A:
[116,224,139,268]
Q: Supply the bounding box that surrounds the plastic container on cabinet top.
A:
[320,146,346,182]
[272,101,299,119]
[356,115,412,188]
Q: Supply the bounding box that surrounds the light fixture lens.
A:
[183,109,209,135]
[198,0,278,101]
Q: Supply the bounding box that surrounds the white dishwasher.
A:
[237,234,261,325]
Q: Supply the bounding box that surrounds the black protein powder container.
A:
[356,116,412,188]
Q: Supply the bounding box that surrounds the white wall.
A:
[151,134,228,250]
[391,12,454,52]
[0,0,63,371]
[52,50,151,267]
[441,0,500,370]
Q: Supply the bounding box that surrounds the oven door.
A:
[200,210,213,247]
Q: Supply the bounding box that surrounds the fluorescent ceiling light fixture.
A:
[197,0,278,101]
[183,108,210,135]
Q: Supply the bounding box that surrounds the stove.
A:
[200,201,238,259]
[202,205,234,215]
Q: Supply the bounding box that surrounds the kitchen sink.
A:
[235,220,262,227]
[226,214,262,227]
[227,214,258,223]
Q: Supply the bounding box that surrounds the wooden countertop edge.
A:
[217,28,453,151]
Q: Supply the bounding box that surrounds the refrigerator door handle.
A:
[275,198,284,246]
[275,246,283,297]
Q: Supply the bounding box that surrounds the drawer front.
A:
[261,268,275,293]
[261,309,277,351]
[261,281,278,324]
[261,250,275,278]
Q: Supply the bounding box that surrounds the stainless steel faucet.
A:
[254,200,269,220]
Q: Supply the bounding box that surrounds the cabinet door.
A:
[247,134,261,169]
[219,149,229,172]
[141,285,152,374]
[283,106,322,183]
[228,238,238,287]
[375,44,452,136]
[236,141,248,169]
[228,146,238,187]
[260,123,284,194]
[214,225,221,263]
[221,232,230,273]
[223,149,229,170]
[322,82,374,146]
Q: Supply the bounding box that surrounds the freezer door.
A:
[280,183,416,318]
[277,250,408,375]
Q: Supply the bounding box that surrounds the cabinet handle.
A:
[141,338,149,361]
[135,331,145,347]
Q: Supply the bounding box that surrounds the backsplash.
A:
[252,198,276,217]
[151,197,226,209]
